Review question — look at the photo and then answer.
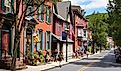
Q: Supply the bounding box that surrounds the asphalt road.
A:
[47,50,121,71]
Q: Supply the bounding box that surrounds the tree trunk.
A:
[11,15,19,71]
[11,35,19,71]
[92,41,95,54]
[100,46,102,52]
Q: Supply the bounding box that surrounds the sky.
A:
[63,0,109,16]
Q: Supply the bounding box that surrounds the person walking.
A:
[58,52,63,68]
[86,49,90,58]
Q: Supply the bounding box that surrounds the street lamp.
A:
[65,28,69,62]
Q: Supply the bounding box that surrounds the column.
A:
[10,28,13,56]
[0,24,2,57]
[49,33,52,51]
[24,27,27,55]
[42,32,44,50]
[31,29,34,54]
[57,43,60,54]
[37,30,40,51]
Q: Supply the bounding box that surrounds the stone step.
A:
[16,63,27,70]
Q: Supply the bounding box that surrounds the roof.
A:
[57,1,71,20]
[53,12,66,21]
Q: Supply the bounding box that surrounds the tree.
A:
[86,13,108,53]
[107,0,121,47]
[9,0,60,70]
[10,0,47,71]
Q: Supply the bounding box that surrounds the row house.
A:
[0,0,27,69]
[0,0,89,70]
[52,1,74,60]
[24,0,53,57]
[72,6,88,52]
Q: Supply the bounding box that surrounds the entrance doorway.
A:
[26,28,32,55]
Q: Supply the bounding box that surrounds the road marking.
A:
[78,50,110,71]
[78,62,96,71]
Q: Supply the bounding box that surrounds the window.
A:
[2,0,12,13]
[26,6,34,16]
[46,7,51,24]
[63,23,68,30]
[77,28,83,37]
[83,30,86,37]
[57,22,61,32]
[39,30,43,50]
[38,5,44,22]
[46,31,50,49]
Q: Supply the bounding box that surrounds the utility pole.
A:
[66,31,68,62]
[65,7,69,62]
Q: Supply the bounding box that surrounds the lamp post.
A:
[65,28,69,62]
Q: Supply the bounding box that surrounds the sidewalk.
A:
[0,51,102,71]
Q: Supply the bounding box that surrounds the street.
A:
[47,50,121,71]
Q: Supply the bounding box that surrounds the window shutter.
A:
[37,31,40,51]
[11,0,14,13]
[41,5,44,21]
[4,0,11,7]
[42,32,44,50]
[38,6,41,20]
[49,9,51,23]
[46,32,47,50]
[2,0,5,12]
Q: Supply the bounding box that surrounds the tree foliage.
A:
[107,0,121,46]
[86,13,108,48]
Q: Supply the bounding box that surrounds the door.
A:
[26,28,32,55]
[2,30,9,55]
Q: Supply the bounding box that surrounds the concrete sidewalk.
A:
[0,51,102,71]
[18,51,101,71]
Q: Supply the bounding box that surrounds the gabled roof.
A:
[53,12,66,21]
[56,1,71,20]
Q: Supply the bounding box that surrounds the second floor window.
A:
[26,5,34,17]
[2,0,13,13]
[38,4,44,22]
[83,30,86,37]
[46,7,51,24]
[77,28,83,37]
[57,22,61,32]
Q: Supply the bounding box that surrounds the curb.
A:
[41,62,69,71]
[41,51,102,71]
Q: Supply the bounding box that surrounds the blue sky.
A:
[63,0,108,16]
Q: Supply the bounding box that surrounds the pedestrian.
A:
[44,50,47,63]
[58,52,63,68]
[86,49,90,58]
[54,49,58,62]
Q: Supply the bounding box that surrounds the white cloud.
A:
[63,0,109,10]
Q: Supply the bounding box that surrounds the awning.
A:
[51,33,73,43]
[53,12,66,21]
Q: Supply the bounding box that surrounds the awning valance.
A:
[51,33,73,43]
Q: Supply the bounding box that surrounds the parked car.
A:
[114,48,121,63]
